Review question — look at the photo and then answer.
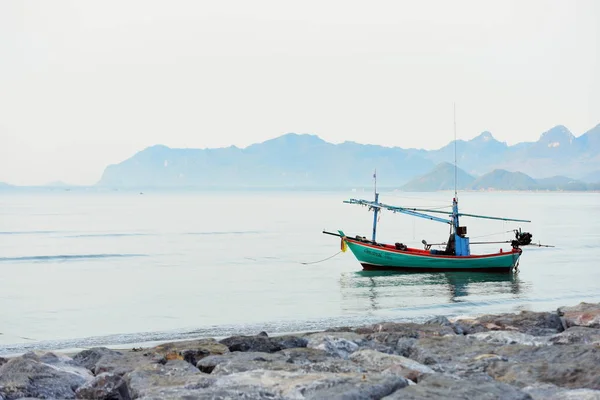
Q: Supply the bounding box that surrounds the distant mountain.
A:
[470,170,538,191]
[424,124,600,180]
[535,176,589,191]
[400,162,476,191]
[98,133,435,189]
[97,123,600,190]
[400,167,594,192]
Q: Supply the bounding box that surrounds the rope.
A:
[300,251,342,265]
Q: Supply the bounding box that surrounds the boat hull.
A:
[345,238,521,273]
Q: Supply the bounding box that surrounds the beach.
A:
[1,301,599,399]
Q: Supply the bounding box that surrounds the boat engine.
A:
[511,228,533,247]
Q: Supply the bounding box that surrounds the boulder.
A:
[349,349,435,382]
[0,352,93,400]
[306,335,360,359]
[218,333,307,353]
[124,359,213,399]
[468,331,551,346]
[549,326,600,345]
[523,383,600,400]
[382,373,532,399]
[558,302,600,329]
[455,311,564,336]
[75,372,130,400]
[73,347,166,376]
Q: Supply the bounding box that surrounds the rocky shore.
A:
[1,302,599,400]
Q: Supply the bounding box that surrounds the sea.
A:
[1,190,599,356]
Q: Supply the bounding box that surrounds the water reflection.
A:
[339,270,525,314]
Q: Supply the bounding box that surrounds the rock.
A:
[523,383,600,399]
[468,331,551,346]
[210,369,408,399]
[549,326,600,345]
[278,347,333,365]
[306,335,360,359]
[75,372,130,400]
[218,333,307,353]
[356,321,456,338]
[151,338,229,366]
[196,352,286,374]
[73,347,123,371]
[0,357,6,367]
[349,349,435,382]
[73,347,166,376]
[456,311,564,336]
[138,386,282,400]
[486,344,600,389]
[125,359,213,399]
[558,302,600,329]
[395,338,439,366]
[0,353,93,400]
[383,373,532,399]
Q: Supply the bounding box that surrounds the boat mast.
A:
[453,102,458,201]
[372,169,379,242]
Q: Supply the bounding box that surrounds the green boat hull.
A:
[345,238,521,273]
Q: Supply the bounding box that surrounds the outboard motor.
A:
[512,229,533,248]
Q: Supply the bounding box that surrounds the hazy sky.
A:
[1,1,598,185]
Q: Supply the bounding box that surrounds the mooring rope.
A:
[300,250,342,265]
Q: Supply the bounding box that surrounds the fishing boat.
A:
[323,192,536,273]
[324,109,551,273]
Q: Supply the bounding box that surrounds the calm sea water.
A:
[1,190,599,355]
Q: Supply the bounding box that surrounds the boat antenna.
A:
[373,168,377,196]
[453,102,458,201]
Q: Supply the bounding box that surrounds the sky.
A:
[0,1,598,185]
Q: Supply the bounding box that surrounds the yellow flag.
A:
[341,238,347,252]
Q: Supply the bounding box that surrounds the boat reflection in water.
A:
[339,270,526,315]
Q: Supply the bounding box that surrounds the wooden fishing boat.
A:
[324,193,538,273]
[325,109,551,273]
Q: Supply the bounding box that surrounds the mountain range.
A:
[401,162,598,191]
[96,123,600,189]
[2,123,599,191]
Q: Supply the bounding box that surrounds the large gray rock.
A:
[306,335,360,359]
[468,331,551,346]
[455,310,564,336]
[558,302,600,329]
[523,383,600,400]
[197,350,362,375]
[210,369,408,399]
[383,373,532,399]
[218,333,307,353]
[356,321,456,338]
[0,352,93,400]
[349,349,434,382]
[125,359,213,399]
[73,347,166,376]
[75,372,130,400]
[196,352,286,374]
[486,344,600,389]
[138,386,282,400]
[549,326,600,345]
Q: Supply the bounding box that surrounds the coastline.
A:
[1,302,599,399]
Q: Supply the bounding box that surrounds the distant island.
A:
[2,123,600,192]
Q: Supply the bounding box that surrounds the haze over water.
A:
[1,190,599,355]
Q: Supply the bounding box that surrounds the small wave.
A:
[0,254,146,263]
[65,233,153,238]
[0,231,63,235]
[186,231,262,235]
